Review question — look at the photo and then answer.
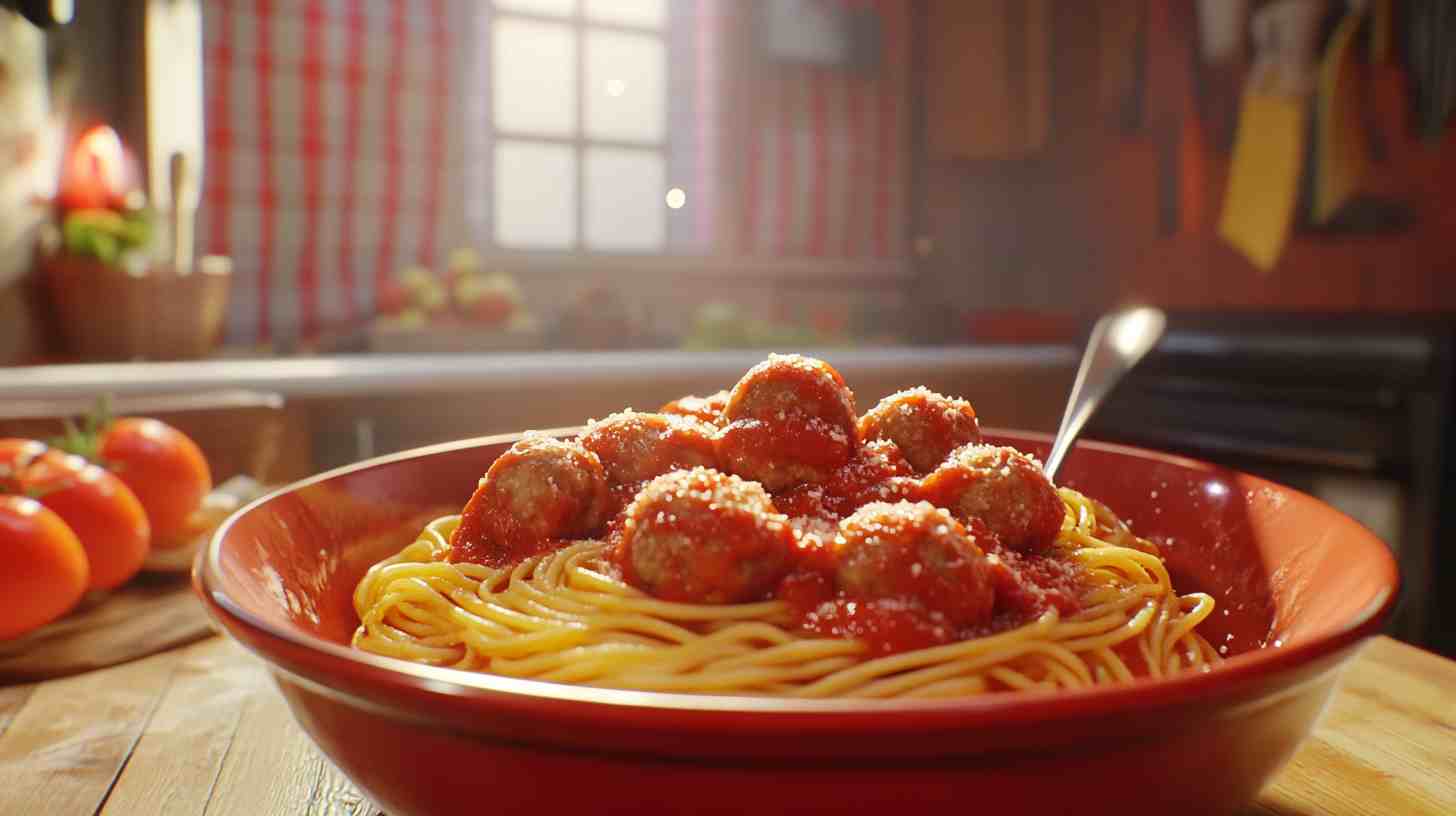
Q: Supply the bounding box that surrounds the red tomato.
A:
[99,418,212,545]
[0,437,46,479]
[20,449,151,590]
[376,280,410,317]
[0,495,90,640]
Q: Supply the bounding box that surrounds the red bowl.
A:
[196,430,1398,816]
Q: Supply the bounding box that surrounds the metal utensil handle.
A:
[170,151,194,275]
[1043,306,1167,481]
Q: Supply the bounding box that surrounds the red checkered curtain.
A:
[726,0,908,259]
[666,0,910,258]
[199,1,907,345]
[200,0,461,347]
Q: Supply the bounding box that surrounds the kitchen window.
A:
[484,0,673,252]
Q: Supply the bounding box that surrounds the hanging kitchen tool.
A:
[1407,0,1456,141]
[1218,0,1321,272]
[1312,5,1371,224]
[169,150,194,275]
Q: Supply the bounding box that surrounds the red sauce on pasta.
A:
[776,571,952,656]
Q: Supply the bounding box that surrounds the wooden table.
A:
[0,635,1451,815]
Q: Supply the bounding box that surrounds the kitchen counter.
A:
[0,634,1451,814]
[0,347,1076,401]
[1,347,1081,471]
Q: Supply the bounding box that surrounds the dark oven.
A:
[1087,314,1454,655]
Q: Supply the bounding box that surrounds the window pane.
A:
[493,17,576,135]
[495,141,577,248]
[494,0,577,17]
[584,0,664,28]
[584,148,665,251]
[584,30,664,143]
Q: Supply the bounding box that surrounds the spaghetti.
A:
[352,487,1219,698]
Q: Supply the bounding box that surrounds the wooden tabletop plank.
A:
[198,645,379,816]
[0,647,181,816]
[1249,638,1456,816]
[99,638,268,816]
[1,634,1451,815]
[306,760,384,816]
[0,684,37,738]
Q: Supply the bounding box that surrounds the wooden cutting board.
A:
[0,572,212,685]
[0,478,270,684]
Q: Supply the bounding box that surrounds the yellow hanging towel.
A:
[1218,80,1308,272]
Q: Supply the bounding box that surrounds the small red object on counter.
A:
[57,125,131,212]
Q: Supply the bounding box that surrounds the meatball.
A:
[659,390,730,426]
[579,411,717,486]
[919,444,1064,552]
[723,353,857,430]
[857,387,981,474]
[832,501,995,628]
[617,467,794,603]
[716,416,854,493]
[450,434,609,567]
[717,354,858,491]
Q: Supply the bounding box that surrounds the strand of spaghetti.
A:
[986,666,1051,691]
[502,626,775,678]
[709,637,866,670]
[791,613,1061,698]
[567,566,638,596]
[902,675,989,698]
[495,643,664,681]
[1144,597,1175,677]
[1165,593,1217,646]
[1091,646,1136,683]
[1075,547,1169,587]
[607,656,867,693]
[352,625,461,663]
[1080,582,1163,609]
[552,587,788,622]
[510,574,602,615]
[456,620,594,659]
[1057,601,1159,652]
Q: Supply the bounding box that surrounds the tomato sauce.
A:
[772,441,917,522]
[659,392,729,424]
[770,519,1088,656]
[983,540,1084,620]
[450,507,548,568]
[775,570,952,656]
[451,476,595,568]
[721,416,853,471]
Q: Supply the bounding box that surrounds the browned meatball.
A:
[723,354,857,430]
[659,390,730,426]
[450,434,609,566]
[716,416,855,493]
[579,411,717,485]
[717,354,858,491]
[616,467,794,603]
[832,501,995,628]
[919,444,1064,552]
[857,387,981,474]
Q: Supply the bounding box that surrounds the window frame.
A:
[489,1,670,253]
